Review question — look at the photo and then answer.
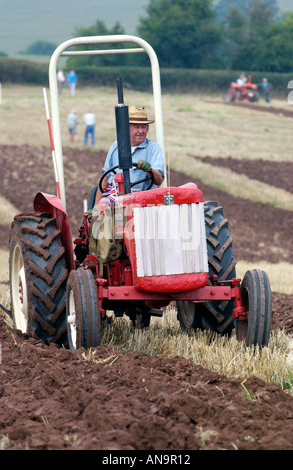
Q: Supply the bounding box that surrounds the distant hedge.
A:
[63,65,293,97]
[0,57,292,97]
[0,57,48,85]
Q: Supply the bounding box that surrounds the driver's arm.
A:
[147,168,164,186]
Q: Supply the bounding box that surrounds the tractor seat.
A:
[87,185,99,211]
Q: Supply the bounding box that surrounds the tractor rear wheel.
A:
[177,201,236,336]
[9,212,68,346]
[66,267,101,351]
[236,269,272,347]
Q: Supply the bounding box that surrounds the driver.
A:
[94,106,165,204]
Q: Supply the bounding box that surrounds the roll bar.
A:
[48,35,166,208]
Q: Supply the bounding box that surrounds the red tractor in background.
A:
[225,75,259,102]
[9,36,272,352]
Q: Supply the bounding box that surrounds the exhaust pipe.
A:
[115,78,132,194]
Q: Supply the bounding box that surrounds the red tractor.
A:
[9,36,272,352]
[225,75,259,102]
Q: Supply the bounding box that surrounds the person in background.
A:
[57,69,66,94]
[83,111,96,146]
[67,110,78,143]
[67,70,77,96]
[94,106,164,204]
[257,78,273,103]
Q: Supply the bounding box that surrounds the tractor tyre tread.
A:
[177,201,236,335]
[198,201,236,334]
[9,212,68,346]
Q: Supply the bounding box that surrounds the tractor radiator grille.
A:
[133,203,208,277]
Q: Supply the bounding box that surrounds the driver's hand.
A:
[137,160,151,172]
[84,207,97,220]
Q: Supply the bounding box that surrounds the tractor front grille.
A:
[133,203,208,277]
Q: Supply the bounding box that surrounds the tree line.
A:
[65,0,293,73]
[4,0,293,74]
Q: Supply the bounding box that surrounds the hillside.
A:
[0,0,149,55]
[1,0,292,56]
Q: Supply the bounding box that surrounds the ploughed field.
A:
[0,100,293,450]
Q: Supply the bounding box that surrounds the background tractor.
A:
[9,36,272,352]
[225,75,259,102]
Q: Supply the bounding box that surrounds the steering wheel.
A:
[98,163,154,194]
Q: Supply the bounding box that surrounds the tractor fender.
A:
[33,192,74,271]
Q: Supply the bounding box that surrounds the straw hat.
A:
[128,106,154,124]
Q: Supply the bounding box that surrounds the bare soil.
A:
[1,109,293,451]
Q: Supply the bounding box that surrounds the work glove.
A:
[137,160,151,172]
[84,206,98,220]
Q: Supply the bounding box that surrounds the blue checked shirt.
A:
[102,138,165,191]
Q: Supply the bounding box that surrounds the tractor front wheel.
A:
[236,269,272,348]
[66,268,101,351]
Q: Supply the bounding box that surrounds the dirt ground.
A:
[1,101,293,451]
